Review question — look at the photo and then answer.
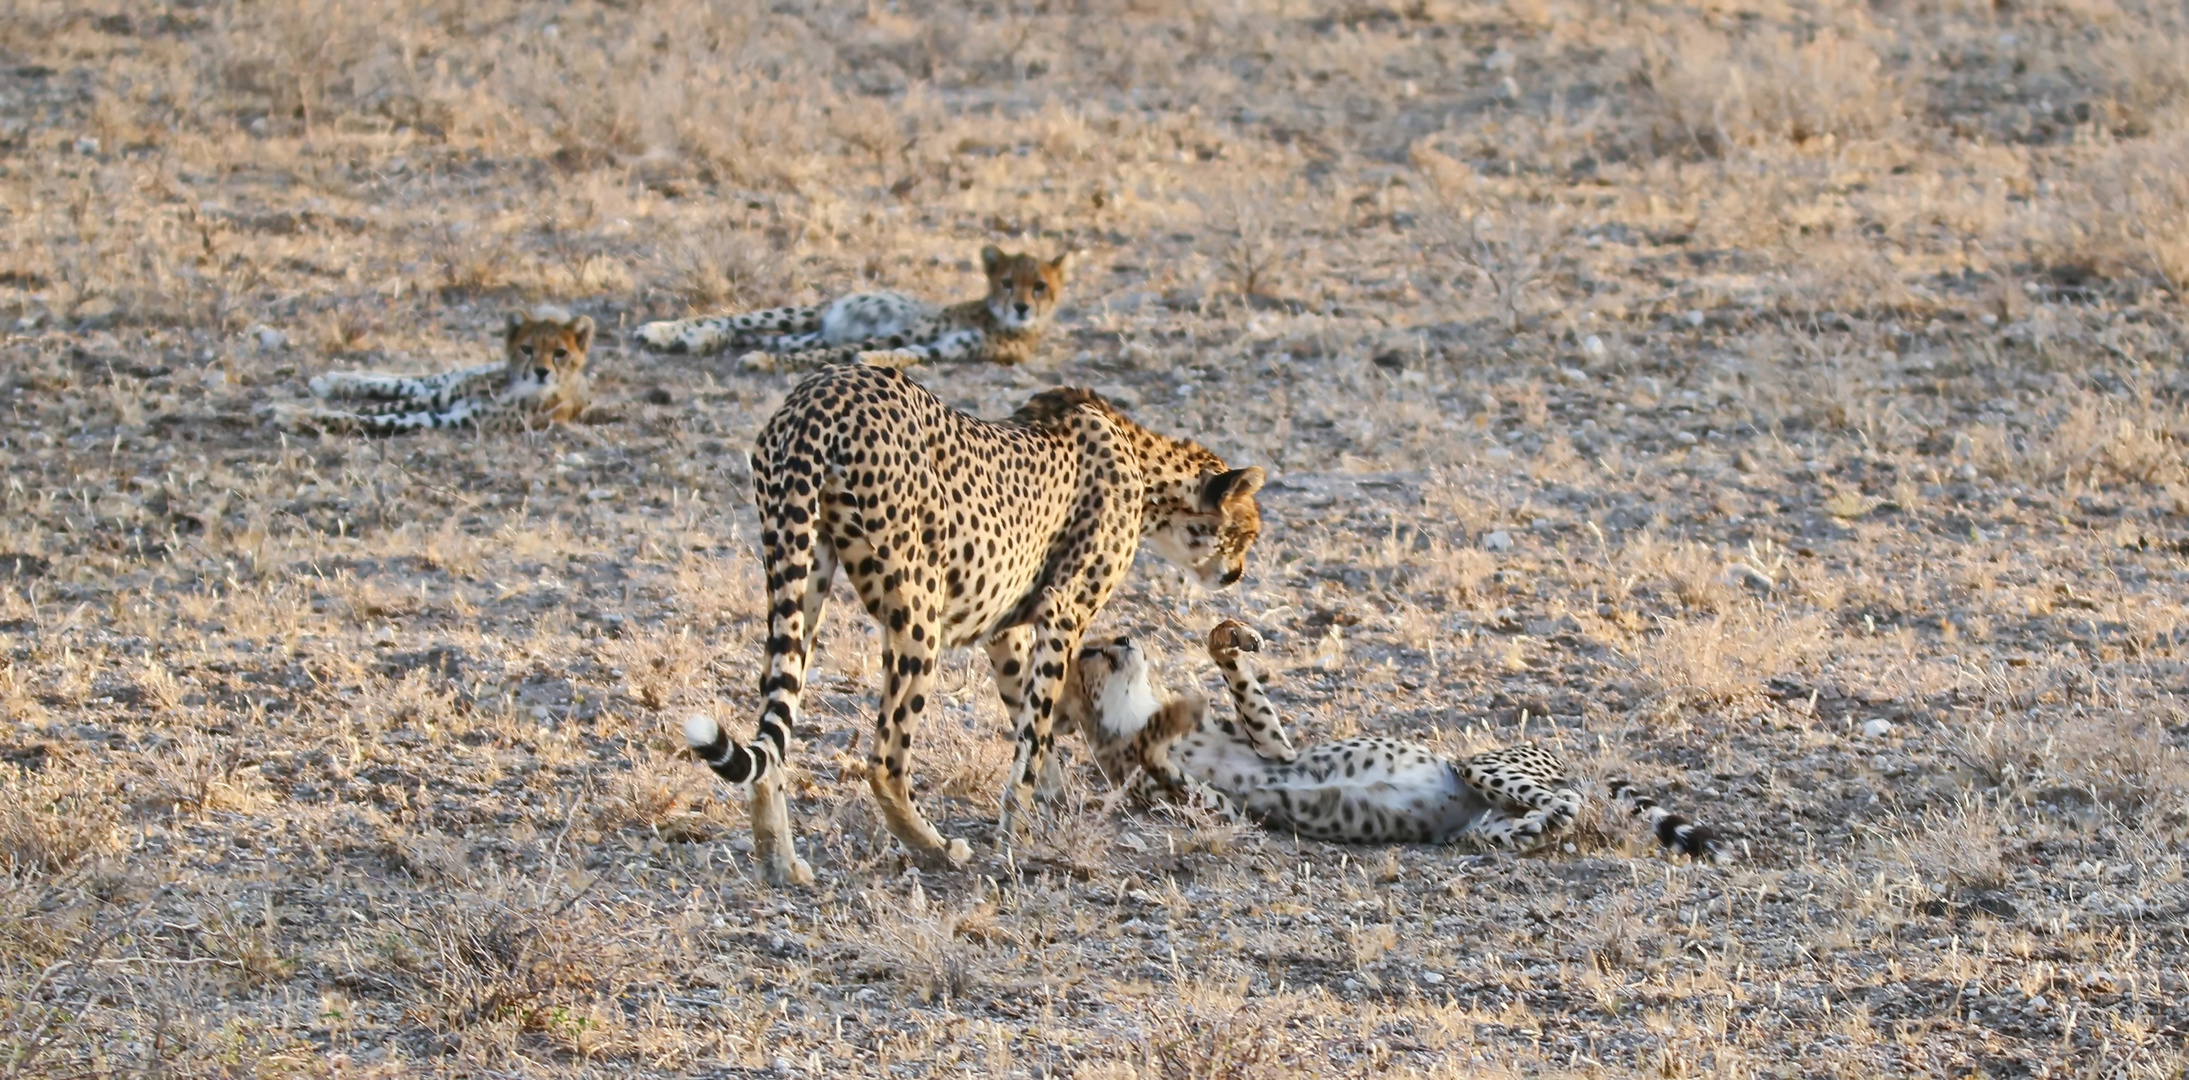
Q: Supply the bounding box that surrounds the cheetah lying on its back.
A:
[270,308,593,435]
[1066,621,1727,859]
[635,245,1066,372]
[682,366,1265,887]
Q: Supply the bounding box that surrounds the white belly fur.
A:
[819,291,937,344]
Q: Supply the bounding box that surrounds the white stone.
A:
[1482,530,1514,552]
[1861,718,1894,738]
[1684,309,1706,327]
[1582,334,1607,360]
[255,326,287,350]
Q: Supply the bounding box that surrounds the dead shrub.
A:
[0,758,124,873]
[1889,796,2010,894]
[648,228,783,313]
[1141,995,1289,1080]
[1194,179,1298,301]
[1631,607,1828,710]
[366,883,644,1043]
[1967,387,2189,489]
[1645,19,1915,152]
[846,886,1009,1004]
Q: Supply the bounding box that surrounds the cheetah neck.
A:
[1119,420,1228,522]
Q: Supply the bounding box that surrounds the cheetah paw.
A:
[857,349,921,369]
[634,321,690,353]
[1206,620,1264,660]
[762,854,816,887]
[257,403,320,433]
[737,350,778,373]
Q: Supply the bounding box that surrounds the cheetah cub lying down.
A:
[634,245,1066,371]
[270,308,593,435]
[1066,621,1727,859]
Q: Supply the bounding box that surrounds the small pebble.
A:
[1582,334,1607,360]
[1861,718,1894,738]
[1482,530,1513,552]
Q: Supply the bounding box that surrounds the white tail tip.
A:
[683,714,722,749]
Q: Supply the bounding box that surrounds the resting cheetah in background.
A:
[682,365,1266,887]
[634,245,1066,371]
[1068,621,1727,859]
[271,308,593,435]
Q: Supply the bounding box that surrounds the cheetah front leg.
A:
[310,363,498,405]
[983,625,1064,803]
[858,330,982,370]
[1204,621,1297,762]
[997,606,1091,835]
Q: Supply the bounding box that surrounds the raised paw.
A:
[737,350,778,373]
[1206,620,1263,661]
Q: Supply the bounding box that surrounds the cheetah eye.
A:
[1031,282,1047,296]
[554,348,568,359]
[521,345,535,357]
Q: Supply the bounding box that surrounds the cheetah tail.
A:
[1607,779,1728,862]
[684,715,759,788]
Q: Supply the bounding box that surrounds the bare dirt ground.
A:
[4,1,2189,1076]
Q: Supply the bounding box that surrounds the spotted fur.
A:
[683,365,1265,886]
[635,245,1066,371]
[273,309,594,435]
[1072,622,1727,859]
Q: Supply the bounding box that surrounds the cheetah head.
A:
[1145,466,1266,589]
[1066,636,1163,743]
[503,308,594,415]
[981,245,1068,335]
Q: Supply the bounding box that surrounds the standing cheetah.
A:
[683,365,1265,886]
[1067,622,1727,859]
[270,308,594,434]
[635,245,1066,371]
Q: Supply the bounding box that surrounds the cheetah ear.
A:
[1047,250,1072,277]
[566,315,595,354]
[980,244,1007,276]
[1198,466,1266,512]
[504,310,528,341]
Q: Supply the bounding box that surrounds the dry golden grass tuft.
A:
[4,0,2189,1074]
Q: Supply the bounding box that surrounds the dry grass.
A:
[4,0,2189,1075]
